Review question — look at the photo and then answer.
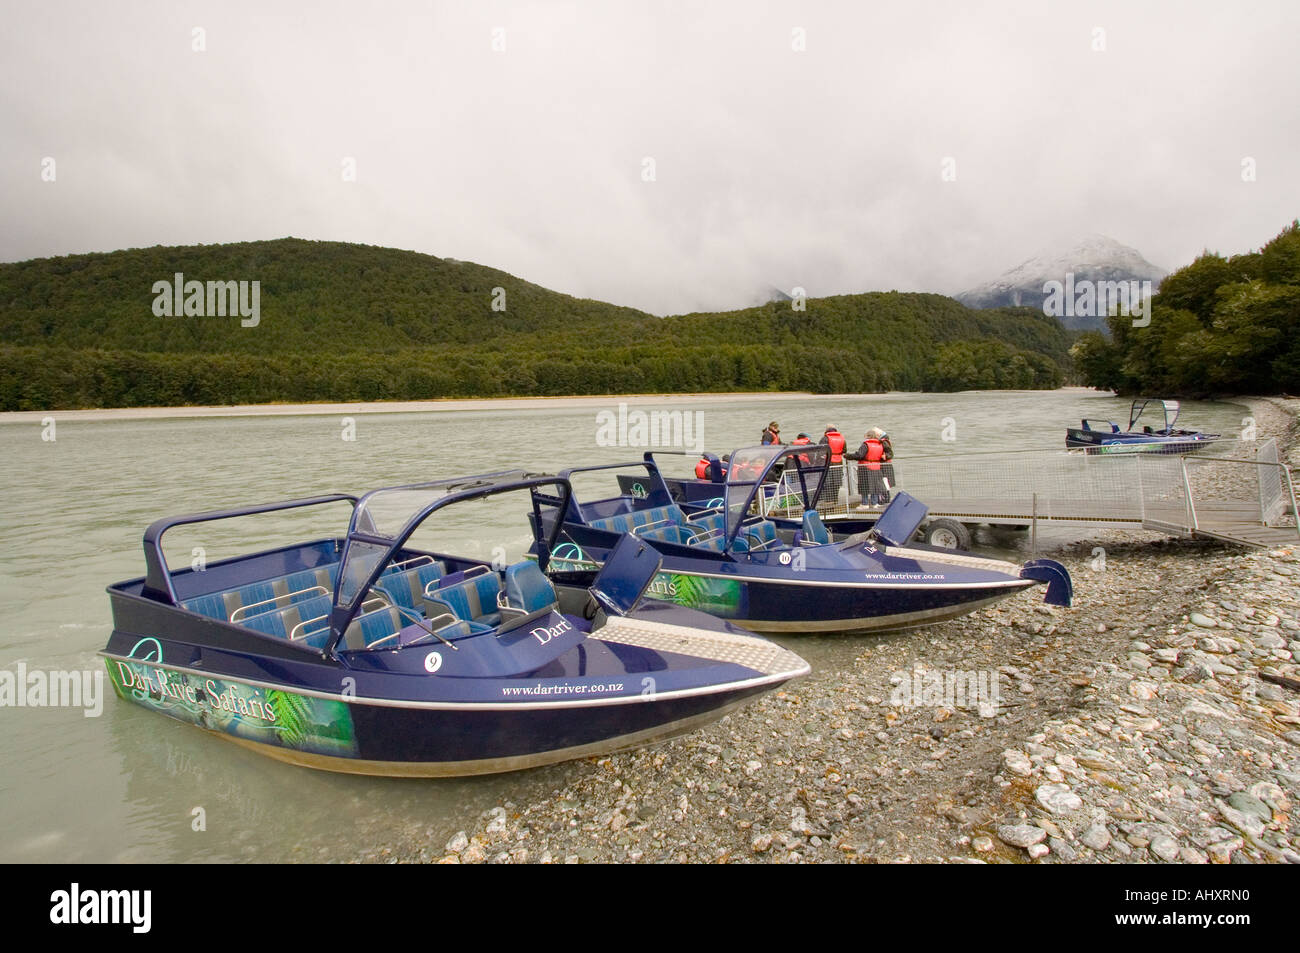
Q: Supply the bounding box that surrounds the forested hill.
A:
[1070,221,1300,396]
[0,238,1072,409]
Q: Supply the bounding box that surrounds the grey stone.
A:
[1150,835,1180,862]
[1080,822,1111,851]
[1035,783,1083,815]
[997,824,1047,848]
[1002,749,1034,777]
[445,831,469,853]
[1049,836,1078,861]
[1216,799,1265,838]
[1226,791,1272,823]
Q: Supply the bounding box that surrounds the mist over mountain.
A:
[956,236,1168,331]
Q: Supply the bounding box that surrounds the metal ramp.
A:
[787,439,1299,549]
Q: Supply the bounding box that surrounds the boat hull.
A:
[103,648,788,777]
[550,543,1038,635]
[1065,428,1219,454]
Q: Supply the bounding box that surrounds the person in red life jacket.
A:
[846,428,892,505]
[694,454,727,482]
[876,428,896,493]
[819,427,846,464]
[761,421,781,445]
[790,432,813,466]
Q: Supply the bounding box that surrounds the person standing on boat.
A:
[790,433,814,466]
[761,421,782,445]
[876,428,896,493]
[820,426,849,506]
[819,427,846,463]
[846,429,891,505]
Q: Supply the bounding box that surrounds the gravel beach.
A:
[365,398,1300,864]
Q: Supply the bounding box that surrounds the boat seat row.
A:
[589,504,786,554]
[734,519,779,551]
[215,558,561,652]
[184,555,445,632]
[239,592,422,652]
[587,504,687,537]
[372,558,448,611]
[425,561,560,629]
[425,567,506,628]
[183,562,341,622]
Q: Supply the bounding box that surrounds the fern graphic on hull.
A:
[645,572,744,617]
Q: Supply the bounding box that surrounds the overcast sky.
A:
[3,0,1297,315]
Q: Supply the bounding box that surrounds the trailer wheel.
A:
[923,518,972,550]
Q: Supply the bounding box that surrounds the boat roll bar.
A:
[140,494,360,603]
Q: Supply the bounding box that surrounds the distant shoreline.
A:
[0,388,1112,424]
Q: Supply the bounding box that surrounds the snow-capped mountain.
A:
[956,235,1167,331]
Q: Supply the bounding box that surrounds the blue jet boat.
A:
[1066,398,1220,454]
[102,472,809,777]
[536,446,1072,634]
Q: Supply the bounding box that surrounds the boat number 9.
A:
[424,651,443,673]
[779,552,792,565]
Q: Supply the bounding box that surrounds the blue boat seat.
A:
[683,511,727,546]
[373,559,446,611]
[182,561,341,622]
[800,510,831,545]
[241,594,335,649]
[738,519,779,550]
[343,605,406,650]
[694,533,728,552]
[426,568,503,627]
[587,504,687,537]
[637,524,696,545]
[503,560,558,613]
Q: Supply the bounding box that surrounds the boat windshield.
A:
[336,471,529,611]
[723,445,828,546]
[1130,399,1179,432]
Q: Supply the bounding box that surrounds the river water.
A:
[0,390,1248,862]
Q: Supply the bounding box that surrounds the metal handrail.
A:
[686,506,724,522]
[687,527,725,546]
[230,585,327,623]
[289,615,329,641]
[289,596,384,641]
[427,564,492,595]
[632,518,676,535]
[387,554,436,571]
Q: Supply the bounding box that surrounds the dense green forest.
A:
[1071,221,1300,396]
[0,238,1070,410]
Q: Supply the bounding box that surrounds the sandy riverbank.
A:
[0,392,815,424]
[0,387,1105,424]
[359,397,1299,864]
